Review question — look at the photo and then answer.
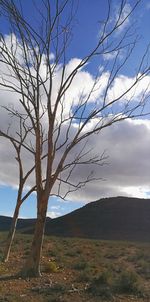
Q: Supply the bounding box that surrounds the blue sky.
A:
[0,0,150,219]
[0,186,84,218]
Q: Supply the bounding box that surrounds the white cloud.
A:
[0,110,150,202]
[0,34,150,205]
[103,51,118,61]
[115,3,131,33]
[40,204,63,218]
[62,118,150,201]
[1,34,149,127]
[49,53,55,61]
[51,205,61,210]
[106,73,150,104]
[103,49,125,61]
[47,210,62,219]
[120,186,150,199]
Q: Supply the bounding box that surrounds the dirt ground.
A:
[0,232,150,302]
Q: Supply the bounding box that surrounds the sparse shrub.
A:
[94,241,100,247]
[87,270,113,300]
[65,250,78,257]
[115,270,142,294]
[48,250,57,257]
[95,270,112,286]
[43,261,58,273]
[51,283,67,292]
[43,284,68,302]
[73,260,88,270]
[128,249,150,264]
[137,259,150,279]
[32,282,67,301]
[0,263,9,274]
[76,267,93,282]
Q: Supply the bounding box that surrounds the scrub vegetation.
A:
[0,231,150,301]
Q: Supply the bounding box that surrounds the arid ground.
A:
[1,232,150,301]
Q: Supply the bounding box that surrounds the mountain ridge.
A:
[1,196,150,242]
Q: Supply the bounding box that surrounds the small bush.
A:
[43,261,58,273]
[0,264,9,274]
[32,282,67,301]
[115,270,142,294]
[73,260,88,270]
[65,250,78,257]
[76,268,93,282]
[96,270,112,285]
[48,250,57,257]
[137,259,150,279]
[87,270,113,300]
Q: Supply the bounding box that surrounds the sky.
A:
[0,0,150,219]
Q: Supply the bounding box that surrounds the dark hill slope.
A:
[44,196,150,241]
[0,216,51,232]
[0,215,12,231]
[1,197,150,242]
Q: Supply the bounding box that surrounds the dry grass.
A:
[0,231,150,301]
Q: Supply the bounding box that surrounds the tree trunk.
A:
[3,201,21,262]
[20,194,48,278]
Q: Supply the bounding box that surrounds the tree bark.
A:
[20,193,48,278]
[3,201,21,262]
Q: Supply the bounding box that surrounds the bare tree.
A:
[0,0,150,277]
[0,117,36,262]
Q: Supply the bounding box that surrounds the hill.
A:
[1,196,150,241]
[0,216,50,232]
[44,196,150,242]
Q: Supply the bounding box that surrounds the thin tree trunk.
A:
[3,201,21,262]
[20,194,48,277]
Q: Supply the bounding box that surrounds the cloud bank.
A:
[0,118,150,202]
[0,34,150,205]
